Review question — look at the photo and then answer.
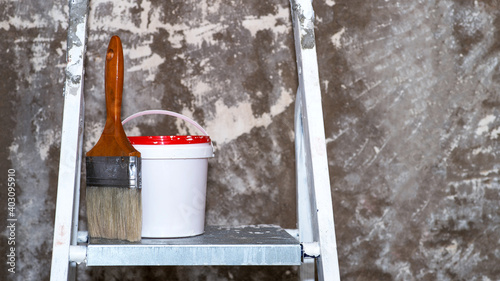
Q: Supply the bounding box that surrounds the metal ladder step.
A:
[80,225,301,266]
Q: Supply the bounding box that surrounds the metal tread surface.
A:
[86,225,301,266]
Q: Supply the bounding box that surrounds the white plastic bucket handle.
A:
[122,110,209,136]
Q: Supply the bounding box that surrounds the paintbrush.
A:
[85,35,142,242]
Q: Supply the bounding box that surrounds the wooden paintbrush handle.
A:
[103,36,124,135]
[86,36,140,157]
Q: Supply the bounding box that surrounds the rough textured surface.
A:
[2,0,500,280]
[319,1,500,280]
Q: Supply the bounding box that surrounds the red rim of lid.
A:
[128,135,211,145]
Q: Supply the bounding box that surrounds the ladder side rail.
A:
[290,0,341,280]
[68,114,85,280]
[295,87,316,281]
[295,87,314,244]
[50,0,89,280]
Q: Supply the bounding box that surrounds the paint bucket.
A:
[123,110,214,238]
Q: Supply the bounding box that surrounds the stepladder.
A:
[50,0,340,280]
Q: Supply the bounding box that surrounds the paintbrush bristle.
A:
[86,186,142,241]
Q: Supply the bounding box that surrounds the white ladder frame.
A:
[50,0,340,280]
[291,0,341,279]
[50,0,88,280]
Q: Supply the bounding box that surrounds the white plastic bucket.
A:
[123,110,214,238]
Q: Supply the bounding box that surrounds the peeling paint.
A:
[291,1,316,49]
[30,36,52,72]
[331,27,345,48]
[242,6,290,37]
[476,115,495,135]
[186,87,294,145]
[300,27,315,49]
[325,0,336,7]
[127,53,165,81]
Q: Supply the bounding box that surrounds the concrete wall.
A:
[2,0,500,280]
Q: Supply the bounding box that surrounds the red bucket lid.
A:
[128,135,211,145]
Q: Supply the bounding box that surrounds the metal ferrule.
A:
[128,156,139,188]
[86,156,141,189]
